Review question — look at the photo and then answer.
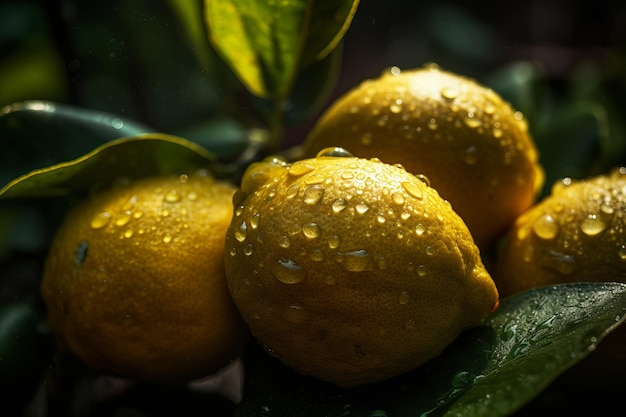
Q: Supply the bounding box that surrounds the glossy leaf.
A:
[204,0,359,98]
[0,101,152,188]
[237,282,626,417]
[0,134,215,199]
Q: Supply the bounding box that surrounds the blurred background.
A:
[1,0,625,416]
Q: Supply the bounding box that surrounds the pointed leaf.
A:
[0,101,152,187]
[0,134,215,199]
[204,0,359,98]
[237,282,626,417]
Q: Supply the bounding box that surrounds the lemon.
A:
[224,148,499,387]
[495,167,626,384]
[300,64,544,247]
[41,172,248,383]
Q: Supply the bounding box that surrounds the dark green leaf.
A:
[204,0,359,98]
[0,101,152,187]
[237,283,626,417]
[0,134,215,199]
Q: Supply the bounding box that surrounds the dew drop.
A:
[275,258,304,284]
[302,222,321,239]
[402,182,424,200]
[285,184,300,199]
[440,87,458,100]
[417,265,427,277]
[356,202,370,214]
[161,209,170,217]
[278,236,291,248]
[328,235,341,249]
[376,214,386,223]
[399,290,411,305]
[618,244,626,260]
[179,173,189,183]
[415,174,430,187]
[164,189,181,203]
[250,213,260,229]
[91,212,112,229]
[392,193,405,205]
[303,185,324,205]
[316,147,353,158]
[332,198,348,213]
[235,221,248,242]
[133,211,144,219]
[580,214,607,236]
[532,214,559,240]
[540,250,576,275]
[415,223,426,236]
[427,118,438,130]
[341,170,355,180]
[463,113,482,128]
[310,249,324,261]
[337,249,377,271]
[285,304,307,323]
[288,163,315,177]
[162,233,173,243]
[390,101,402,114]
[244,244,253,256]
[123,229,134,238]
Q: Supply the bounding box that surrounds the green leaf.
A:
[0,134,216,199]
[0,101,152,187]
[237,282,626,417]
[204,0,359,98]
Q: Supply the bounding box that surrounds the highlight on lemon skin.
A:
[224,147,499,387]
[41,172,249,383]
[300,63,545,248]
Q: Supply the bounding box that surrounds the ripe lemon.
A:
[224,148,499,387]
[41,172,248,383]
[495,167,626,296]
[495,168,626,384]
[300,64,545,247]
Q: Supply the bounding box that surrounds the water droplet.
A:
[288,163,315,177]
[402,182,423,200]
[162,233,173,243]
[341,170,354,180]
[123,229,134,238]
[235,221,248,242]
[390,100,402,113]
[540,250,576,275]
[463,113,482,128]
[417,265,427,276]
[244,244,253,256]
[285,304,307,323]
[133,211,143,219]
[328,235,341,249]
[425,245,436,256]
[274,258,304,284]
[618,244,626,260]
[532,214,559,240]
[580,214,607,236]
[392,193,405,205]
[316,147,354,158]
[302,222,321,239]
[91,211,112,229]
[113,210,131,226]
[376,213,386,223]
[310,249,324,261]
[285,184,300,199]
[492,127,503,138]
[164,189,181,203]
[461,145,479,165]
[278,236,291,248]
[179,173,189,183]
[415,223,426,236]
[161,209,170,217]
[356,202,370,214]
[337,249,377,271]
[440,87,458,100]
[250,213,260,229]
[399,291,411,304]
[427,118,438,130]
[332,198,348,213]
[303,185,324,205]
[415,174,430,187]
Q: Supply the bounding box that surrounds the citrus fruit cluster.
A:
[40,63,623,388]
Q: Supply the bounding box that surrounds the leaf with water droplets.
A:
[237,282,626,417]
[0,134,215,199]
[204,0,359,97]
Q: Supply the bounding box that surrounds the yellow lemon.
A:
[224,149,499,387]
[495,167,626,384]
[300,64,544,247]
[41,172,248,383]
